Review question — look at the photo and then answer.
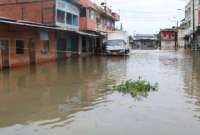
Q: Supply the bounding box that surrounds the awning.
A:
[75,31,98,37]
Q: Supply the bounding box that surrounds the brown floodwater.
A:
[1,50,200,135]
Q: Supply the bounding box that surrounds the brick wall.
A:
[0,24,57,70]
[0,25,31,68]
[80,17,97,31]
[0,0,55,25]
[80,0,93,7]
[36,31,57,64]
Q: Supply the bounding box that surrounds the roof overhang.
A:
[75,31,98,37]
[0,17,99,37]
[0,17,55,30]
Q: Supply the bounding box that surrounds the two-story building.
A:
[0,0,95,70]
[55,0,81,58]
[0,0,62,70]
[95,5,120,32]
[79,0,120,54]
[0,0,120,70]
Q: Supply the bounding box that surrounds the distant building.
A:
[160,29,177,50]
[132,34,159,50]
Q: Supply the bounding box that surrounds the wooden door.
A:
[0,40,9,69]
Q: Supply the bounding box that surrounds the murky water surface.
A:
[1,50,200,135]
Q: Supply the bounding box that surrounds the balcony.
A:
[112,12,120,21]
[94,4,120,21]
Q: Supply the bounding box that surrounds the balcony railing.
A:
[65,0,80,5]
[112,12,120,21]
[94,4,120,21]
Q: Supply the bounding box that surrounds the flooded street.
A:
[1,50,200,135]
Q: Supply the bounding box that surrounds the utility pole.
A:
[192,0,196,50]
[176,20,179,49]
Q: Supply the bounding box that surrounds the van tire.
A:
[125,49,130,54]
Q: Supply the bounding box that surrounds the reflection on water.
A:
[184,52,200,117]
[0,56,127,130]
[0,51,200,135]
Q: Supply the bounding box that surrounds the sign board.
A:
[39,31,49,41]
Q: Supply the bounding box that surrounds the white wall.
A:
[178,28,185,48]
[185,0,200,36]
[161,41,176,50]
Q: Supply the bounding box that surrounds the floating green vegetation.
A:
[113,78,159,98]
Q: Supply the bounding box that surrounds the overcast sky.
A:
[93,0,187,34]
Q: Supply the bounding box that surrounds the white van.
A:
[105,31,130,55]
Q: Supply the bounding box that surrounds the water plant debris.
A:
[113,78,159,98]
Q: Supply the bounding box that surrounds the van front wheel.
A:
[125,49,130,54]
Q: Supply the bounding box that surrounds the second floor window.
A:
[73,15,78,26]
[67,13,73,25]
[66,13,78,26]
[80,8,87,17]
[57,10,65,23]
[89,10,96,20]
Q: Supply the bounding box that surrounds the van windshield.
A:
[106,40,125,46]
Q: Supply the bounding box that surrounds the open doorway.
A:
[82,37,87,53]
[57,38,67,60]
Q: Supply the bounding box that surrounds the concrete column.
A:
[91,38,94,54]
[86,36,90,53]
[94,38,97,54]
[78,35,82,55]
[99,38,103,52]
